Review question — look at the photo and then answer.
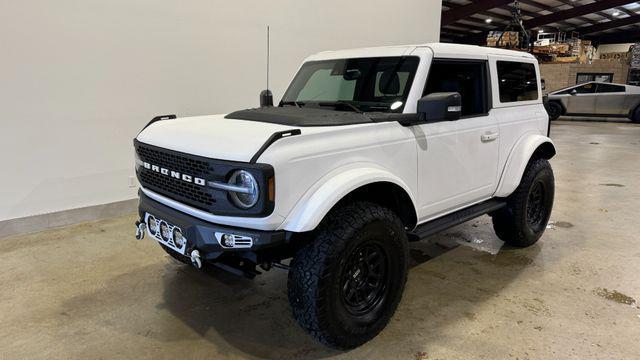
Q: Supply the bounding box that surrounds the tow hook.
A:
[190,249,202,269]
[135,221,146,240]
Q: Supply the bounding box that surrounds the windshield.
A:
[281,56,420,113]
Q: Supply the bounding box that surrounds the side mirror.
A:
[417,92,462,122]
[570,89,577,96]
[260,89,273,107]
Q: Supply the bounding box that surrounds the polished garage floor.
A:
[2,120,640,360]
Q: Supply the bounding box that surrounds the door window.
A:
[423,60,489,117]
[558,83,596,94]
[595,83,625,93]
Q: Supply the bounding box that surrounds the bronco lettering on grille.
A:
[142,161,206,186]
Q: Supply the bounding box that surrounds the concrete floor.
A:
[2,120,640,360]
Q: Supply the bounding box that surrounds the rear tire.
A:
[287,202,408,349]
[492,158,555,247]
[632,106,640,124]
[547,101,563,121]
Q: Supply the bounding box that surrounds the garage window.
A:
[496,61,538,103]
[577,73,613,84]
[424,60,489,117]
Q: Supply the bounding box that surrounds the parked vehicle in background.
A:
[546,81,640,123]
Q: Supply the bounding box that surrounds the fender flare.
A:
[279,163,417,232]
[494,133,556,197]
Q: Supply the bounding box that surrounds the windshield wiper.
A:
[317,101,363,114]
[280,101,304,108]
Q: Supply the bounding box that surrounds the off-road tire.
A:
[492,158,555,247]
[547,101,563,121]
[160,244,191,265]
[287,202,409,349]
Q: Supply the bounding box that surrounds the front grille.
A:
[136,143,219,211]
[134,139,274,217]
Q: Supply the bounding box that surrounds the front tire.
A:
[547,101,563,121]
[287,202,408,349]
[492,158,555,247]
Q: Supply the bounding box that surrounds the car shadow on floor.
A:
[158,222,542,359]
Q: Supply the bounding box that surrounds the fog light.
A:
[215,232,253,248]
[222,234,235,247]
[147,216,158,235]
[160,221,170,241]
[173,227,185,247]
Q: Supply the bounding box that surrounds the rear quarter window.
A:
[497,61,539,103]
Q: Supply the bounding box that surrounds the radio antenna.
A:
[266,25,270,90]
[259,26,274,107]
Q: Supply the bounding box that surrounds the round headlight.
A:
[228,170,259,209]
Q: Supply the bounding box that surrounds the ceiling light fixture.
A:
[485,18,492,24]
[612,10,621,16]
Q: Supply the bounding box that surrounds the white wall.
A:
[0,0,441,221]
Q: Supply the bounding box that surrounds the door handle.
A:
[481,132,499,142]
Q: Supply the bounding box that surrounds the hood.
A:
[136,114,296,162]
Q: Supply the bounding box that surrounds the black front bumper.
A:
[138,190,288,260]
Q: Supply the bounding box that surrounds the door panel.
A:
[416,115,499,220]
[595,93,627,115]
[595,84,628,115]
[567,94,596,114]
[567,83,596,114]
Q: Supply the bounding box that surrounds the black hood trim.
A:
[225,106,374,127]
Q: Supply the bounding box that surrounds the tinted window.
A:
[497,61,538,103]
[557,83,596,95]
[574,83,596,94]
[596,83,625,93]
[424,60,488,116]
[282,56,419,112]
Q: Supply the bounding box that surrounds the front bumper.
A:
[137,190,289,260]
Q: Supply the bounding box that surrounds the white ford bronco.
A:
[133,43,555,349]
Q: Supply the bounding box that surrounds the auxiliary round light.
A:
[172,227,185,247]
[159,221,170,241]
[147,216,158,235]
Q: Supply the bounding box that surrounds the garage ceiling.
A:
[441,0,640,45]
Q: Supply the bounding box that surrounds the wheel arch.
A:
[280,166,418,232]
[494,134,556,198]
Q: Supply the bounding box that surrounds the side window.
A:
[424,60,488,117]
[596,83,625,93]
[496,61,539,103]
[574,83,596,94]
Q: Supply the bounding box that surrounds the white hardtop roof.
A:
[306,42,536,61]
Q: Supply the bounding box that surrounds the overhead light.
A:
[485,18,492,23]
[612,10,621,16]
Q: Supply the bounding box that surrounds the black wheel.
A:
[287,202,408,349]
[159,244,191,265]
[632,106,640,124]
[547,101,563,121]
[492,158,555,247]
